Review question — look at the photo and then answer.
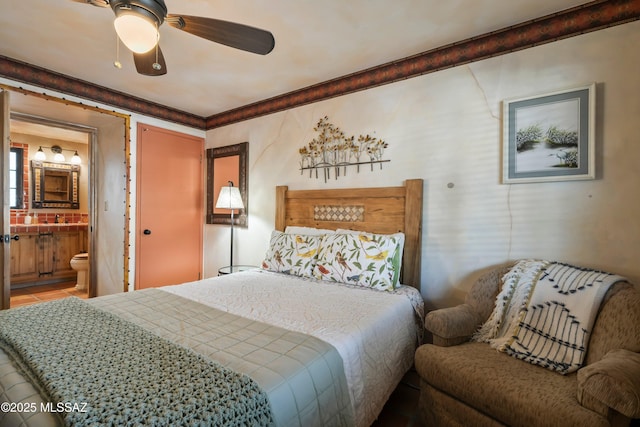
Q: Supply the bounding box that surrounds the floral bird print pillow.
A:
[262,230,321,277]
[312,232,402,291]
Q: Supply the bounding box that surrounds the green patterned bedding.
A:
[0,297,273,426]
[0,289,352,426]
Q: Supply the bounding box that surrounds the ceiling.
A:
[1,0,590,119]
[10,119,90,144]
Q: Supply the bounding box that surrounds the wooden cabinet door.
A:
[53,232,81,275]
[10,234,38,281]
[37,233,54,276]
[10,231,84,285]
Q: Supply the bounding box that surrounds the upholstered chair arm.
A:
[577,349,640,419]
[425,304,480,347]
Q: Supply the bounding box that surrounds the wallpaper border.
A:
[206,0,640,128]
[1,0,638,131]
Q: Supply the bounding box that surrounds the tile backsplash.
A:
[10,210,89,225]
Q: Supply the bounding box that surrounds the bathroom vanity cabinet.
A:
[10,229,87,286]
[10,233,38,283]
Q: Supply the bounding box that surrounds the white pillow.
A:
[284,226,335,236]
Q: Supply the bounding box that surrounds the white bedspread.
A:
[162,269,423,427]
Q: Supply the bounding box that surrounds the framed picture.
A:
[206,142,248,226]
[502,83,595,183]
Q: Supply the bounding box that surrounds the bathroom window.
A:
[10,147,24,209]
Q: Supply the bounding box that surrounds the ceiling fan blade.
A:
[70,0,109,7]
[166,15,275,55]
[133,46,167,76]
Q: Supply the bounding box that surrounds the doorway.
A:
[1,85,130,309]
[8,113,94,300]
[9,113,93,298]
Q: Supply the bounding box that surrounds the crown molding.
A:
[1,0,638,131]
[205,0,640,128]
[0,55,206,129]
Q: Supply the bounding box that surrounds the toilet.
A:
[70,253,89,291]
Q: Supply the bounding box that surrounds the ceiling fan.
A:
[72,0,275,76]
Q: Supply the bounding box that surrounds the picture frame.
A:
[502,83,595,183]
[206,142,248,226]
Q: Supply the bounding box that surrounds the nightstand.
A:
[218,265,258,275]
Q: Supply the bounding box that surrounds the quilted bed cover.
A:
[0,270,423,427]
[163,270,424,427]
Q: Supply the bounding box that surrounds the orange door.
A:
[135,124,203,289]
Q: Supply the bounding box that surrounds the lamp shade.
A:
[51,145,65,162]
[70,151,82,165]
[34,146,46,161]
[114,14,159,53]
[215,186,244,210]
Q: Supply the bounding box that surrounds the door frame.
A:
[0,83,131,305]
[1,90,10,309]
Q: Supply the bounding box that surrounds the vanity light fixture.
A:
[71,151,82,165]
[33,145,82,164]
[34,146,46,161]
[51,145,66,162]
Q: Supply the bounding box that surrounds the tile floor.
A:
[10,281,88,308]
[9,282,424,426]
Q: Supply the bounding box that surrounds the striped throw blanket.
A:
[473,260,625,374]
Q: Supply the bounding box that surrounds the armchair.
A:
[415,263,640,427]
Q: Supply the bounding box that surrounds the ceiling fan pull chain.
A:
[114,33,122,69]
[152,22,162,71]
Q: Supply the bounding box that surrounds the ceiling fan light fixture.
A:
[74,0,275,76]
[114,13,159,53]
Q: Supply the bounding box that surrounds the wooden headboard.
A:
[275,179,423,289]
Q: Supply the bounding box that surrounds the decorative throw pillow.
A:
[336,229,405,287]
[262,230,321,277]
[312,232,403,291]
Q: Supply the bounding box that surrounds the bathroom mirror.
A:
[31,160,80,209]
[206,142,248,226]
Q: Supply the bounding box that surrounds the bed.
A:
[0,179,424,427]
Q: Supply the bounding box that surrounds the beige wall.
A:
[204,21,640,308]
